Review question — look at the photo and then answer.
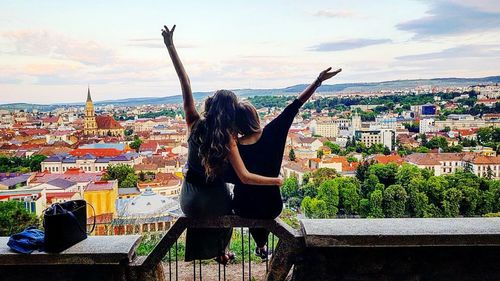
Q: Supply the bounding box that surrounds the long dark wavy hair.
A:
[236,101,261,136]
[191,90,239,179]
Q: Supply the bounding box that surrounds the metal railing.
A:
[139,215,304,281]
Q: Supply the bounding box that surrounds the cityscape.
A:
[1,0,500,280]
[1,80,499,235]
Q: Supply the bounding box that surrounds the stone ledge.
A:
[301,218,500,247]
[0,235,141,265]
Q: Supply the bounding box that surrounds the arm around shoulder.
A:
[228,138,283,186]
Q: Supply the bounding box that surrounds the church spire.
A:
[87,85,92,102]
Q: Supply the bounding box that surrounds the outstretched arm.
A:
[228,138,283,186]
[297,67,342,104]
[162,25,199,127]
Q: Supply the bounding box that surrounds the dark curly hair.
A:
[191,90,239,179]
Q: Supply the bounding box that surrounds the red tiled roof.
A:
[134,163,158,171]
[42,116,60,123]
[95,116,123,130]
[471,155,500,165]
[70,148,123,157]
[64,168,84,174]
[455,129,478,136]
[19,129,50,136]
[86,181,115,191]
[477,99,498,103]
[46,192,78,203]
[373,154,404,165]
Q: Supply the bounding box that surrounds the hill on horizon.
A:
[1,75,499,111]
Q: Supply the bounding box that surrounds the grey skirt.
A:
[180,180,233,261]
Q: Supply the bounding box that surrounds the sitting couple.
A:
[162,25,341,264]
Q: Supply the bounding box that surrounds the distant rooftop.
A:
[80,143,126,150]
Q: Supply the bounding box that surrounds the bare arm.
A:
[162,25,199,127]
[228,138,283,186]
[297,67,342,104]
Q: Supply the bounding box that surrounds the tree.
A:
[317,179,340,217]
[355,160,373,182]
[300,181,318,198]
[459,185,480,216]
[361,174,380,197]
[420,134,428,146]
[442,188,462,217]
[338,178,361,215]
[282,176,299,201]
[29,155,47,172]
[426,136,448,150]
[301,196,329,218]
[416,146,430,153]
[317,149,324,159]
[138,171,146,181]
[121,173,139,188]
[368,163,398,187]
[369,190,384,218]
[347,156,358,163]
[396,164,424,188]
[383,184,407,218]
[0,201,39,236]
[463,161,474,174]
[309,198,329,218]
[301,196,313,218]
[359,199,370,217]
[103,164,137,188]
[323,141,341,154]
[486,166,494,180]
[129,135,142,152]
[311,168,339,187]
[289,148,296,161]
[287,197,302,210]
[414,192,430,217]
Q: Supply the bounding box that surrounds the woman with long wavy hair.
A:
[228,67,341,260]
[162,25,282,263]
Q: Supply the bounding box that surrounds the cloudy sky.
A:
[1,0,499,104]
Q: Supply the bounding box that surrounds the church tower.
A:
[84,86,98,135]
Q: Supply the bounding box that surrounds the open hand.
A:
[318,67,342,82]
[162,25,176,47]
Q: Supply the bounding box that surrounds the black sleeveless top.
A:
[185,120,225,186]
[225,99,303,186]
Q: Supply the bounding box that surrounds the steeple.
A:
[87,85,92,102]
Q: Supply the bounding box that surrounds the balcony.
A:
[1,216,499,281]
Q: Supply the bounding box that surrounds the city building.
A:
[404,153,500,178]
[420,118,439,134]
[312,119,350,138]
[83,87,125,137]
[354,129,395,150]
[41,152,141,174]
[114,187,180,235]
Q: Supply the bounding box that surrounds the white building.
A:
[41,153,141,174]
[355,129,395,150]
[420,118,439,134]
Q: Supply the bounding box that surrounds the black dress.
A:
[228,99,303,247]
[180,121,233,261]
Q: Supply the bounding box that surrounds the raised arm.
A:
[297,67,342,104]
[228,138,283,186]
[162,25,199,127]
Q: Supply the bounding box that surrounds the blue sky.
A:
[0,0,499,104]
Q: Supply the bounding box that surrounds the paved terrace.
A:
[0,217,499,281]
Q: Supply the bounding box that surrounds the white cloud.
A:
[1,29,116,66]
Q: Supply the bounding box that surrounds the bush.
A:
[0,201,39,236]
